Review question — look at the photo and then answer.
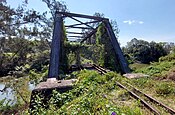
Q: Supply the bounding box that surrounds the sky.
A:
[6,0,175,46]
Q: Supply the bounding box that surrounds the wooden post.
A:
[104,20,130,74]
[48,13,63,79]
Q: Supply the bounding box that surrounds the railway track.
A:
[91,64,109,74]
[90,64,175,115]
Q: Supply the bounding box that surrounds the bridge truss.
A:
[48,11,130,79]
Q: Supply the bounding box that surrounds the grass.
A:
[29,70,143,115]
[134,54,175,77]
[128,55,175,112]
[1,53,175,114]
[129,63,149,71]
[125,53,175,113]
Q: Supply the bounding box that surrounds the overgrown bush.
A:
[30,70,142,114]
[159,53,175,62]
[135,56,175,76]
[156,82,175,95]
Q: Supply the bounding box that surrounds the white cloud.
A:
[123,20,135,25]
[138,21,144,24]
[123,20,144,25]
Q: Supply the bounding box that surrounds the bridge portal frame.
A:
[48,11,130,79]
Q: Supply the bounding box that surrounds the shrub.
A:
[159,53,175,62]
[156,82,175,95]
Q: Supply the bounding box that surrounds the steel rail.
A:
[116,82,160,115]
[126,83,175,114]
[90,64,175,115]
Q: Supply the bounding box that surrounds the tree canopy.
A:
[123,38,170,64]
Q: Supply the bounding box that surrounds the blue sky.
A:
[6,0,175,46]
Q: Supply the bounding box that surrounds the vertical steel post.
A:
[104,20,130,73]
[48,13,63,79]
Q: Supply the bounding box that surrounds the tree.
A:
[172,46,175,54]
[42,0,68,17]
[124,38,168,64]
[0,1,51,76]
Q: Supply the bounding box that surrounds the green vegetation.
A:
[1,45,175,114]
[155,82,175,95]
[29,52,175,114]
[30,70,143,115]
[0,76,32,114]
[30,55,175,114]
[1,0,175,114]
[123,38,174,64]
[127,53,175,112]
[135,53,175,77]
